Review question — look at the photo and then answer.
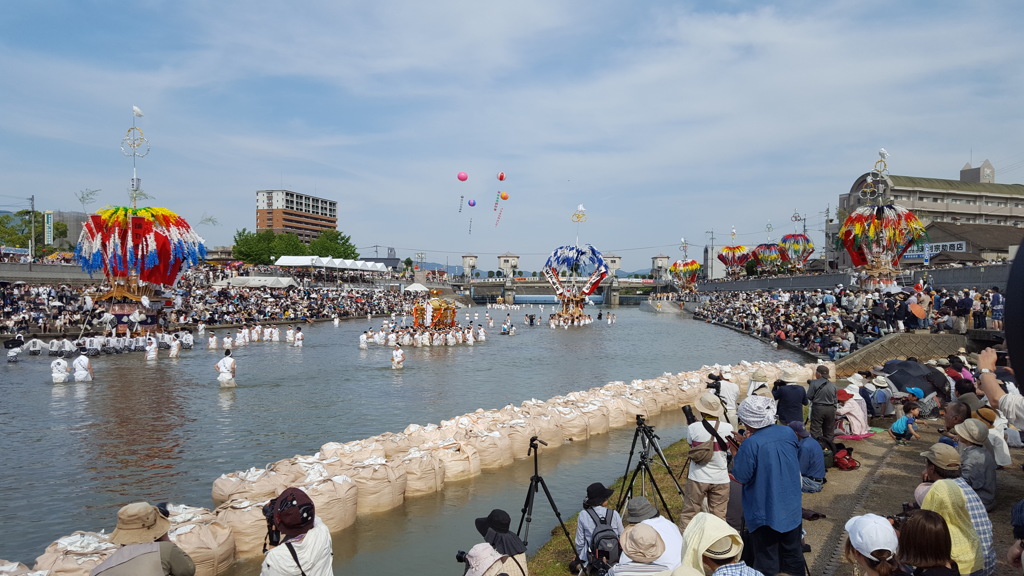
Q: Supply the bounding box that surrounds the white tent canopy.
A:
[403,283,429,292]
[274,256,388,272]
[213,277,297,288]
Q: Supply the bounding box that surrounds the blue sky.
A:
[2,1,1022,272]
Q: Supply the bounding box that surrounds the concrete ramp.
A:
[835,332,966,377]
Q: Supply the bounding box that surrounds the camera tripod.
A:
[516,436,581,564]
[616,415,683,522]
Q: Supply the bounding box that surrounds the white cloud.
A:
[0,1,1022,271]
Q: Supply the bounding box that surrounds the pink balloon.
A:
[468,199,476,207]
[457,172,468,181]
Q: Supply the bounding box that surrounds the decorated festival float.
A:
[669,258,701,292]
[74,107,206,335]
[539,205,609,325]
[750,241,788,274]
[717,244,750,278]
[779,233,815,269]
[412,298,458,328]
[838,150,927,290]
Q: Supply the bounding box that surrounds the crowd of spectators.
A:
[1,265,433,336]
[693,284,1007,359]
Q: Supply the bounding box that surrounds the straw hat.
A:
[621,524,665,564]
[780,369,805,384]
[109,502,170,545]
[704,534,743,561]
[695,393,725,417]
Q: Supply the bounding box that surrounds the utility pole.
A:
[29,195,35,271]
[705,228,715,279]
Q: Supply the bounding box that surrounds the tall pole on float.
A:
[122,106,150,209]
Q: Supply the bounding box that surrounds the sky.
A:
[1,1,1023,273]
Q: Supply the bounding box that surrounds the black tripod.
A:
[616,415,683,522]
[516,436,580,564]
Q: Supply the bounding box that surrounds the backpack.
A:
[833,446,860,470]
[585,508,622,570]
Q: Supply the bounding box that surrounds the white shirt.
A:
[51,358,68,374]
[718,379,739,411]
[261,518,334,576]
[686,419,734,484]
[216,357,235,375]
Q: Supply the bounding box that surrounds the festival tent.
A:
[273,256,388,272]
[212,277,297,288]
[404,283,429,292]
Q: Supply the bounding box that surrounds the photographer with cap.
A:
[772,369,808,427]
[681,393,733,528]
[731,396,804,576]
[90,502,195,576]
[620,497,682,570]
[573,482,624,573]
[460,508,528,576]
[261,487,334,576]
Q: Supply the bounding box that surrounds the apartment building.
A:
[255,189,338,243]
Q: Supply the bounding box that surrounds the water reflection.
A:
[1,307,806,569]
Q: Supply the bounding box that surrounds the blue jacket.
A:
[732,424,803,532]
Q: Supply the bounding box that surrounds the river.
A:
[0,306,804,573]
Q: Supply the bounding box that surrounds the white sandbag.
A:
[167,504,235,576]
[403,423,447,446]
[579,403,610,436]
[345,457,407,514]
[0,560,31,575]
[553,406,589,442]
[33,531,117,576]
[467,430,514,469]
[603,395,644,427]
[503,419,538,458]
[320,440,386,464]
[430,441,481,481]
[268,455,336,485]
[213,498,271,558]
[400,449,445,496]
[298,476,358,532]
[211,466,298,506]
[375,432,414,458]
[530,413,565,446]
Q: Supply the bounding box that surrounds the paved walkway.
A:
[802,417,1022,576]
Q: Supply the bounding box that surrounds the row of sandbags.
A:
[21,504,234,576]
[14,359,827,576]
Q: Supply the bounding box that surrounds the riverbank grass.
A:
[528,437,691,576]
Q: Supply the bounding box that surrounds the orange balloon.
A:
[500,192,509,200]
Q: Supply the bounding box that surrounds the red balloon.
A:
[457,172,468,181]
[497,172,506,181]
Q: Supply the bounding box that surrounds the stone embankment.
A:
[7,359,828,576]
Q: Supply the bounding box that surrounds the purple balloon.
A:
[468,199,476,207]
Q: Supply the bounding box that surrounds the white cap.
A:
[845,514,897,560]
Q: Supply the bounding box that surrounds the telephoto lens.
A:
[455,550,469,563]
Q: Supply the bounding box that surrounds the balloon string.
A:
[459,195,464,213]
[469,218,472,235]
[495,207,503,227]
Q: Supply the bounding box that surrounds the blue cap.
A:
[906,387,924,399]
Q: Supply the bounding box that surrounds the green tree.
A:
[75,188,101,215]
[0,210,46,256]
[232,228,276,264]
[487,270,495,278]
[307,229,359,259]
[270,233,307,261]
[474,271,481,278]
[403,257,414,272]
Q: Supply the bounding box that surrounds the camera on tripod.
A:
[706,373,722,392]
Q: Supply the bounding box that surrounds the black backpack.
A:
[585,508,622,570]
